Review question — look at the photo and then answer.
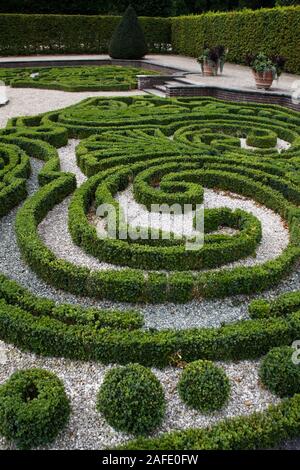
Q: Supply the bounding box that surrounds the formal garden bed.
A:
[0,92,300,449]
[0,2,300,452]
[0,65,158,91]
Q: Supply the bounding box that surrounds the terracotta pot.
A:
[202,63,216,76]
[253,70,274,90]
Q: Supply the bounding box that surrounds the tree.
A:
[109,6,148,59]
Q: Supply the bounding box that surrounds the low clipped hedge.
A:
[178,360,231,413]
[10,96,300,303]
[259,346,300,397]
[119,393,300,450]
[0,142,30,218]
[2,292,300,366]
[97,364,166,435]
[0,66,157,92]
[246,129,278,149]
[0,95,300,369]
[0,368,70,449]
[249,291,300,319]
[69,165,262,271]
[171,6,300,74]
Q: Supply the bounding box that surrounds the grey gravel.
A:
[0,340,280,450]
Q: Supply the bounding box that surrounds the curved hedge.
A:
[0,368,70,449]
[119,393,300,450]
[8,95,300,303]
[0,95,299,369]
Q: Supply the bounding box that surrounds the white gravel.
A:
[240,137,291,153]
[0,86,144,128]
[39,140,289,274]
[0,340,279,450]
[115,185,289,269]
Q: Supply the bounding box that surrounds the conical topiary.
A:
[109,5,148,60]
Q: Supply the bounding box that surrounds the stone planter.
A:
[253,70,274,90]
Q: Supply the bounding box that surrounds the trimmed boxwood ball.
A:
[109,6,148,60]
[259,346,300,397]
[97,364,166,435]
[178,360,231,413]
[0,368,70,449]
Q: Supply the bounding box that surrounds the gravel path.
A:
[0,86,144,128]
[0,340,279,450]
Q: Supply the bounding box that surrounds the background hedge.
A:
[171,6,300,74]
[0,1,280,16]
[0,7,300,73]
[0,14,171,55]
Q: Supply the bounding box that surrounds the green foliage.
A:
[109,6,148,60]
[249,291,300,319]
[178,360,231,412]
[0,66,157,92]
[8,96,300,303]
[246,129,278,148]
[171,6,300,74]
[259,346,300,397]
[119,393,300,450]
[97,364,166,435]
[0,14,171,55]
[0,1,174,16]
[0,368,70,449]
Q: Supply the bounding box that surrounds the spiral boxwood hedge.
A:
[10,96,300,303]
[259,346,300,397]
[0,95,299,371]
[178,360,231,413]
[0,65,157,92]
[0,368,70,449]
[97,364,166,435]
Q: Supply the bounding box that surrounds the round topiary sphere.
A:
[0,368,70,449]
[178,360,231,413]
[97,364,166,435]
[259,346,300,397]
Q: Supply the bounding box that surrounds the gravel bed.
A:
[0,340,280,450]
[0,146,299,330]
[115,185,289,269]
[0,86,144,128]
[240,137,291,153]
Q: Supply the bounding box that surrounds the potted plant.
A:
[197,45,227,76]
[246,53,286,90]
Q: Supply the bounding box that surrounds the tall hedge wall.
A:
[0,7,299,74]
[171,6,300,74]
[0,14,171,55]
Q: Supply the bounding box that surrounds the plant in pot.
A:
[197,45,227,77]
[246,53,286,90]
